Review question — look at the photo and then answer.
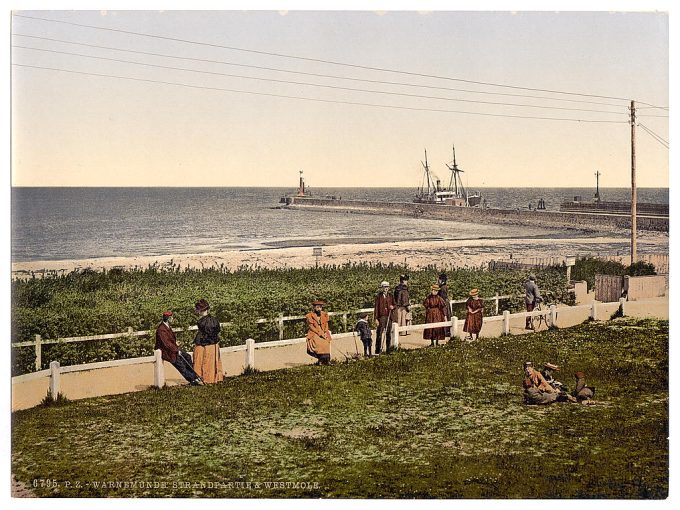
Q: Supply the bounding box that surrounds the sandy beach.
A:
[11,230,668,278]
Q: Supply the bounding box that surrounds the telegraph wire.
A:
[638,123,669,148]
[11,63,631,124]
[12,33,632,109]
[11,13,665,108]
[12,44,630,116]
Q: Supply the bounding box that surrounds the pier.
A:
[284,196,668,232]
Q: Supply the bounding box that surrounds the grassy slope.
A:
[12,318,668,498]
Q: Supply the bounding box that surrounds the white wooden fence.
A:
[13,294,517,372]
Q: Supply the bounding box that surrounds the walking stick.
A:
[381,310,394,353]
[352,330,360,356]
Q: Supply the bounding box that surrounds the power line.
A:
[12,44,630,116]
[12,33,633,109]
[12,13,664,107]
[636,105,669,111]
[638,123,669,148]
[12,62,630,124]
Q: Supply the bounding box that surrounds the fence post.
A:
[450,316,458,339]
[391,321,399,350]
[342,313,348,332]
[277,314,285,341]
[550,305,557,326]
[127,326,133,335]
[35,334,42,371]
[49,361,60,397]
[245,338,255,370]
[503,311,510,335]
[494,293,499,315]
[619,297,627,317]
[591,301,598,321]
[153,349,165,388]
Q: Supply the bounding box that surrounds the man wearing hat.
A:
[393,274,411,336]
[155,311,204,386]
[374,281,396,354]
[306,300,332,365]
[525,274,542,330]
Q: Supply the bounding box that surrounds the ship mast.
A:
[421,149,436,195]
[445,144,467,200]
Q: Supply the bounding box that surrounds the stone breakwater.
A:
[286,197,668,232]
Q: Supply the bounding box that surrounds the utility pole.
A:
[630,100,637,265]
[594,170,601,202]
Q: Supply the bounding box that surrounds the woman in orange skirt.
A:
[192,298,224,384]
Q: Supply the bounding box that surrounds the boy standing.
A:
[355,312,373,357]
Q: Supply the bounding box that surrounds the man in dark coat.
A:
[374,281,395,354]
[438,273,452,335]
[525,274,542,329]
[393,274,410,336]
[155,311,203,385]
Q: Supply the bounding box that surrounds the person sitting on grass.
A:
[572,371,597,405]
[155,311,204,386]
[463,288,484,341]
[354,312,373,357]
[541,362,567,393]
[306,300,332,365]
[523,361,575,405]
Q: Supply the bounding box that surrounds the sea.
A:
[11,187,669,263]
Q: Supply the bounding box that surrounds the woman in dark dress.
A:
[192,299,224,384]
[463,289,484,341]
[423,284,449,346]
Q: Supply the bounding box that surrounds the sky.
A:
[9,6,670,188]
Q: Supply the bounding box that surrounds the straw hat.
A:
[469,289,479,297]
[431,284,440,291]
[380,281,389,288]
[312,299,326,306]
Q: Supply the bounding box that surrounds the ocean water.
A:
[11,187,668,262]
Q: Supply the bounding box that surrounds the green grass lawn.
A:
[12,318,668,498]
